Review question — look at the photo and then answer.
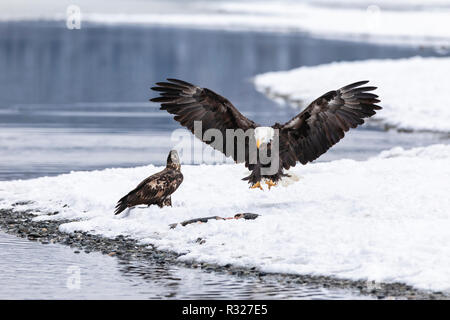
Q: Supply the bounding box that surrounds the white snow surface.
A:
[2,1,450,47]
[254,56,450,133]
[1,144,450,292]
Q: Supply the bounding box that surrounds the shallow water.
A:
[0,22,447,299]
[0,231,371,299]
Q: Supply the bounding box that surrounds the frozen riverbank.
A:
[1,144,449,293]
[0,209,443,299]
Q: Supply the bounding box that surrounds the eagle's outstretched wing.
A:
[275,81,381,169]
[150,79,258,163]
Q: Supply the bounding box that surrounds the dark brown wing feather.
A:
[114,168,183,215]
[150,79,258,163]
[275,81,381,169]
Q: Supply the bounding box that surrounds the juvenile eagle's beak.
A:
[256,139,261,149]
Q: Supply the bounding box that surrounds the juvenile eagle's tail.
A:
[114,195,129,215]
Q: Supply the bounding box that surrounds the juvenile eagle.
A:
[114,150,183,215]
[150,79,381,190]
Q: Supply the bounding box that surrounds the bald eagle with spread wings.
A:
[151,79,381,190]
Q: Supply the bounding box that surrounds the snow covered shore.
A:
[2,1,450,47]
[1,144,449,292]
[254,57,450,133]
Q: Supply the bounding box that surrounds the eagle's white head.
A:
[254,127,275,148]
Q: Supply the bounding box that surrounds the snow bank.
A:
[1,144,450,292]
[310,0,450,8]
[255,57,450,133]
[213,1,450,46]
[2,1,450,47]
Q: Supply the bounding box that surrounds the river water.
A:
[0,21,447,299]
[0,231,371,299]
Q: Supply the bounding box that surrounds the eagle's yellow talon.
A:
[250,181,263,190]
[265,180,277,190]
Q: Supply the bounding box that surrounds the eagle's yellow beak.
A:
[256,139,261,149]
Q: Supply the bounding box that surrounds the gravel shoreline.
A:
[0,208,448,300]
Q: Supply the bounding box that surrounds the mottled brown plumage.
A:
[150,79,381,187]
[114,150,183,215]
